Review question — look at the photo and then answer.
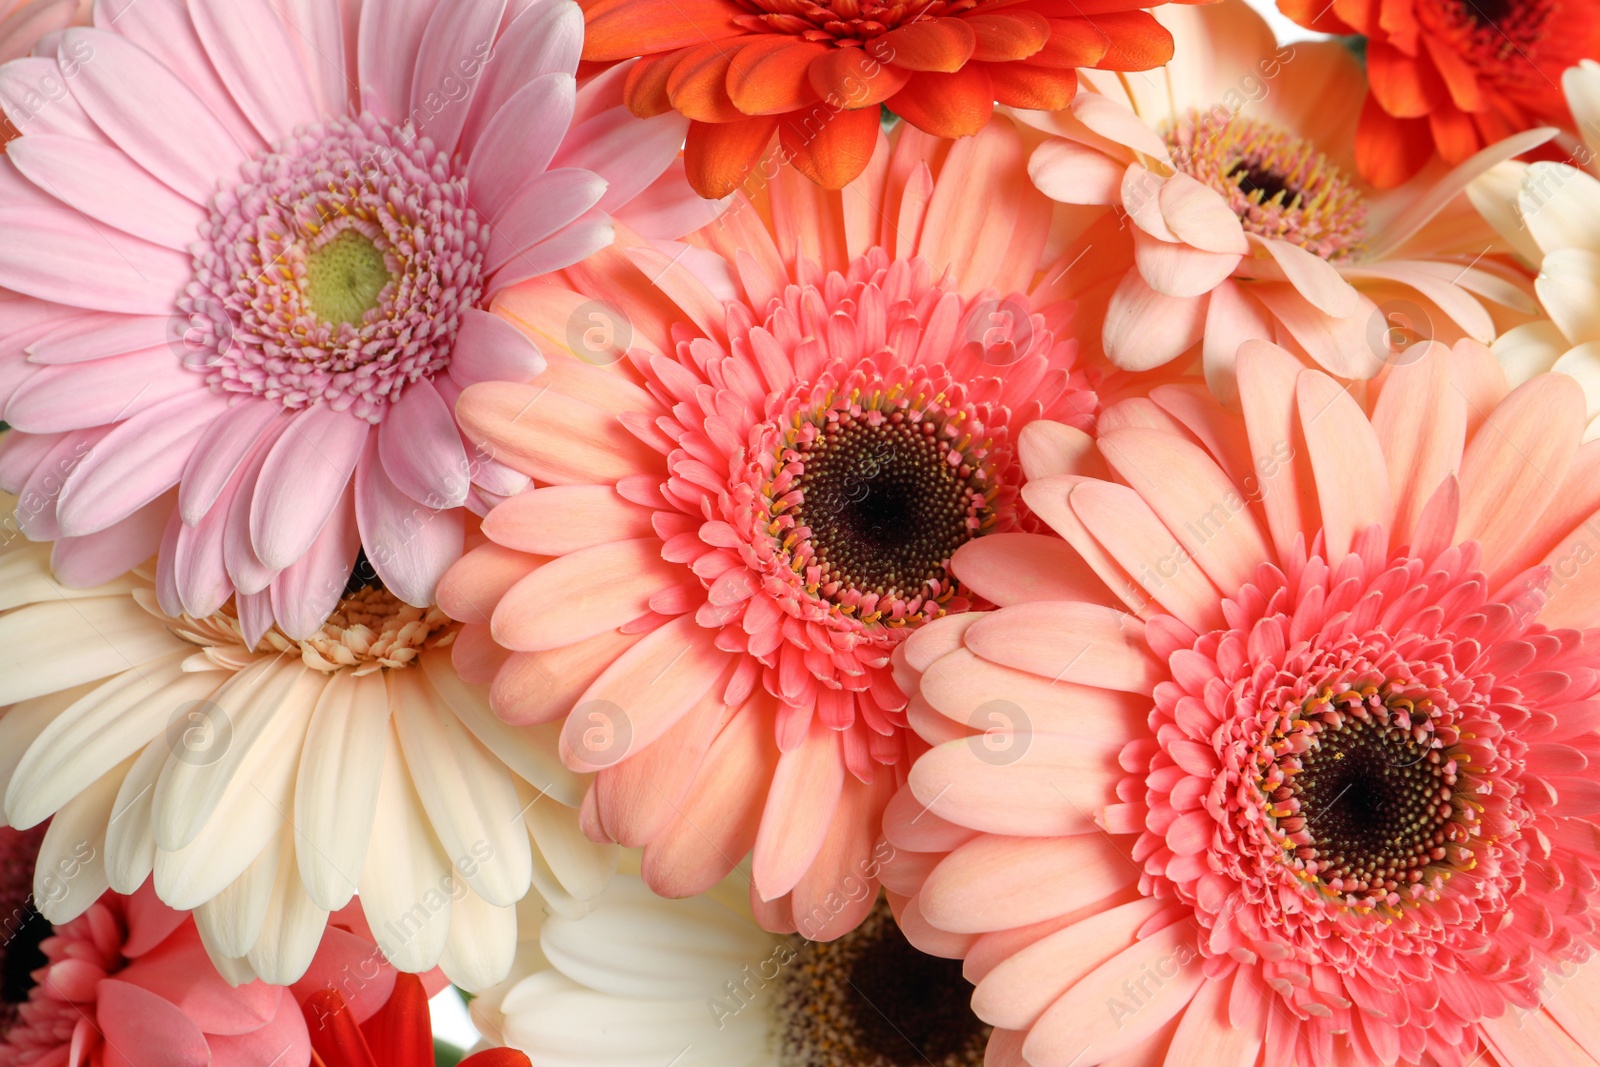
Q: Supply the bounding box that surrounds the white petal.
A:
[34,754,129,923]
[293,669,390,911]
[359,722,452,973]
[0,595,189,705]
[103,739,168,893]
[194,837,280,959]
[440,876,518,992]
[247,832,331,984]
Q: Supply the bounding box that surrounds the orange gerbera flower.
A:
[580,0,1194,196]
[1280,0,1600,188]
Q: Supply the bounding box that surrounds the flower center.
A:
[1423,0,1552,67]
[766,386,995,625]
[179,580,457,674]
[303,230,392,326]
[1165,111,1367,261]
[774,902,987,1067]
[735,0,980,43]
[1259,682,1479,909]
[181,113,489,423]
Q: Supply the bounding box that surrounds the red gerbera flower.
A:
[304,973,530,1067]
[579,0,1196,196]
[1279,0,1600,187]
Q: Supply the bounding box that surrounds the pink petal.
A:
[1255,237,1360,317]
[26,313,172,365]
[51,492,172,587]
[188,0,321,144]
[609,159,728,240]
[467,72,576,221]
[554,103,690,215]
[92,0,263,153]
[752,715,844,901]
[354,440,466,607]
[1132,228,1240,299]
[355,0,434,122]
[249,404,368,571]
[951,532,1113,608]
[1102,270,1206,372]
[270,487,360,640]
[205,988,311,1067]
[94,979,212,1067]
[174,474,238,618]
[1199,279,1273,407]
[485,168,609,275]
[377,379,470,509]
[267,0,349,117]
[1158,171,1248,254]
[60,27,245,202]
[490,209,613,291]
[7,135,205,250]
[0,57,103,140]
[116,927,282,1036]
[408,0,506,157]
[179,400,288,525]
[6,348,204,433]
[458,0,583,154]
[55,391,230,536]
[491,537,678,652]
[447,309,547,389]
[1028,138,1123,205]
[0,158,192,315]
[0,0,77,64]
[481,484,654,556]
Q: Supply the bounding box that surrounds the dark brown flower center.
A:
[789,408,991,614]
[776,902,988,1067]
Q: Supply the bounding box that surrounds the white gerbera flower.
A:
[0,520,613,990]
[471,859,988,1067]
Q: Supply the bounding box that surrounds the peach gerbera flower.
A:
[879,338,1600,1067]
[441,117,1105,937]
[1022,0,1547,399]
[580,0,1200,197]
[1280,0,1600,187]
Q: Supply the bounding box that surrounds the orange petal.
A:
[582,0,746,62]
[1276,0,1350,32]
[727,38,827,114]
[1428,101,1481,164]
[808,45,912,108]
[1421,31,1485,112]
[987,62,1077,111]
[1087,11,1173,71]
[869,18,976,72]
[888,66,994,138]
[623,50,683,117]
[1355,91,1433,188]
[780,104,880,189]
[667,40,747,122]
[1367,39,1446,118]
[963,11,1050,62]
[685,115,780,198]
[1332,0,1379,35]
[1030,18,1110,68]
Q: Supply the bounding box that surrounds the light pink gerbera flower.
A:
[0,0,715,640]
[0,825,417,1067]
[879,340,1600,1067]
[1021,0,1547,399]
[440,117,1106,937]
[0,0,86,64]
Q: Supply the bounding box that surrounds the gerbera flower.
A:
[0,535,613,991]
[441,116,1102,935]
[1469,62,1600,440]
[0,0,714,639]
[0,825,408,1067]
[470,863,989,1067]
[1022,0,1548,398]
[306,972,529,1067]
[1279,0,1600,186]
[880,339,1600,1066]
[579,0,1196,197]
[0,0,86,63]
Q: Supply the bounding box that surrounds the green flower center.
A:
[304,230,391,325]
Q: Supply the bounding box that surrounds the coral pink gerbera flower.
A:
[440,117,1102,937]
[0,826,415,1067]
[1020,0,1547,399]
[879,340,1600,1066]
[0,0,714,641]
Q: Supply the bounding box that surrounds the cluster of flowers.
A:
[1,0,1599,1065]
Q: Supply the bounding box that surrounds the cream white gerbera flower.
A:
[0,522,613,990]
[470,861,985,1067]
[1471,60,1600,438]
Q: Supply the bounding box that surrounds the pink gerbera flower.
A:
[0,826,417,1067]
[880,340,1600,1066]
[0,0,714,640]
[440,117,1105,937]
